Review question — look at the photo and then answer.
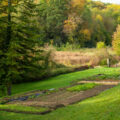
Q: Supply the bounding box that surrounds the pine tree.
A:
[0,0,43,96]
[0,0,13,95]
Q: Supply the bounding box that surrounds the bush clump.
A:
[97,42,106,49]
[57,42,81,51]
[99,56,118,66]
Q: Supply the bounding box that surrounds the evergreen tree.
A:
[0,0,13,95]
[0,0,42,96]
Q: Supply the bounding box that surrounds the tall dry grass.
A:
[52,48,120,67]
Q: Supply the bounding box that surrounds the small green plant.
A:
[67,83,97,92]
[100,59,107,66]
[57,42,81,51]
[29,95,36,99]
[97,42,106,49]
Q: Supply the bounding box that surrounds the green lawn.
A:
[11,67,120,95]
[0,67,120,120]
[0,83,120,120]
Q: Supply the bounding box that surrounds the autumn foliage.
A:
[112,25,120,55]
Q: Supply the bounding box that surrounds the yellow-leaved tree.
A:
[112,25,120,55]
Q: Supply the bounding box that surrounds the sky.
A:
[94,0,120,4]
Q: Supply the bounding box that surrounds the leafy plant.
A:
[97,42,106,49]
[67,83,97,92]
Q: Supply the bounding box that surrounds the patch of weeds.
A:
[67,83,97,92]
[95,74,120,80]
[28,95,36,99]
[46,89,58,95]
[75,73,120,82]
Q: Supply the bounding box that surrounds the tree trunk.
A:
[1,85,6,96]
[107,58,110,67]
[7,83,12,96]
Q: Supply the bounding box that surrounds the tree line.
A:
[36,0,120,47]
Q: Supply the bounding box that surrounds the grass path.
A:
[12,67,120,95]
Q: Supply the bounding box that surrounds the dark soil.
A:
[0,109,51,115]
[9,85,115,109]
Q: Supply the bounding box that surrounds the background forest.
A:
[36,0,120,48]
[1,0,120,95]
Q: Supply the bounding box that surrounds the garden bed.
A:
[6,84,115,109]
[0,80,117,115]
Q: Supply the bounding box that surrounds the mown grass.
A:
[5,67,119,96]
[0,67,120,120]
[67,83,97,92]
[0,104,48,113]
[0,84,120,120]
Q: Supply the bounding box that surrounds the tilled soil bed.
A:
[9,84,115,109]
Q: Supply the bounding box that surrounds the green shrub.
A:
[99,56,118,66]
[99,59,107,66]
[57,42,81,51]
[110,57,118,65]
[97,42,106,49]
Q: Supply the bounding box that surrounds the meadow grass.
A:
[53,48,117,66]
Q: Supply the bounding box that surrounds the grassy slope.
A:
[0,67,120,120]
[0,84,120,120]
[12,67,120,95]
